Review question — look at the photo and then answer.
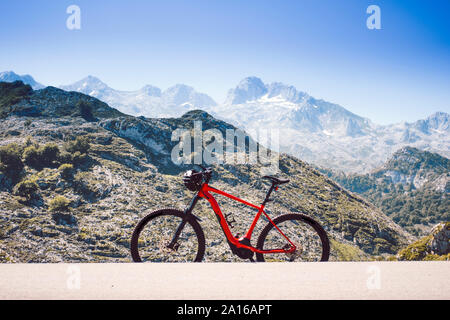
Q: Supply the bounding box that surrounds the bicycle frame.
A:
[196,183,296,255]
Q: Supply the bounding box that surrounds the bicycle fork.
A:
[167,194,202,250]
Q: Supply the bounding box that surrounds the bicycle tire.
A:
[130,208,206,262]
[255,213,330,262]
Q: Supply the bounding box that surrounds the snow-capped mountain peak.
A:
[424,111,449,131]
[217,76,371,137]
[0,71,45,90]
[60,75,111,94]
[162,84,217,109]
[163,84,195,104]
[266,82,309,103]
[225,76,268,105]
[225,77,311,106]
[139,85,161,97]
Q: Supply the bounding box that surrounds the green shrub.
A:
[330,239,368,261]
[40,143,60,166]
[58,150,87,166]
[24,136,37,147]
[77,101,96,122]
[73,171,93,195]
[386,255,397,261]
[0,143,24,179]
[13,179,38,200]
[23,143,60,169]
[58,163,74,180]
[71,151,87,165]
[65,136,90,154]
[397,235,432,261]
[49,196,71,212]
[58,151,73,164]
[23,145,41,168]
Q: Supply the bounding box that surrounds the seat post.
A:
[262,183,276,206]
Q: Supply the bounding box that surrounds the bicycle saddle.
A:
[263,176,290,185]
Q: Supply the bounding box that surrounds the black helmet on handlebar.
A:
[183,169,203,191]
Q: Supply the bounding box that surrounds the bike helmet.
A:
[183,169,203,191]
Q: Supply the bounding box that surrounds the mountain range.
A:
[2,71,448,173]
[59,76,217,118]
[216,77,449,173]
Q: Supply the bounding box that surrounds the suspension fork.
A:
[167,194,202,250]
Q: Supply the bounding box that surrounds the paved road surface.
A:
[0,262,448,299]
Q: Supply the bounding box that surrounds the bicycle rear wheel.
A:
[130,209,205,262]
[256,213,330,262]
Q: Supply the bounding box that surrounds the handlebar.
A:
[193,165,213,184]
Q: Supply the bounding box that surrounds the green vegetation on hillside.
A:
[49,196,71,212]
[0,81,33,118]
[0,81,124,119]
[13,178,39,201]
[0,137,91,192]
[321,147,450,236]
[0,142,24,182]
[385,146,449,175]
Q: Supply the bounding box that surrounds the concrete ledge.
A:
[0,262,448,300]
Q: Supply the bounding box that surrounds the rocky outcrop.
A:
[397,222,449,260]
[430,222,450,255]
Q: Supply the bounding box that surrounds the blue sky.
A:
[0,0,449,124]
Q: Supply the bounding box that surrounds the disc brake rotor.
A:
[159,236,179,254]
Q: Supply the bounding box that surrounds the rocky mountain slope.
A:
[0,81,123,120]
[322,147,449,236]
[0,81,413,262]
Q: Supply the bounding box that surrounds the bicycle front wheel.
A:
[256,213,330,262]
[130,209,205,262]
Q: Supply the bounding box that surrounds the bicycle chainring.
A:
[228,238,254,260]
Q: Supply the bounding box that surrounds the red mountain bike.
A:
[130,166,330,262]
